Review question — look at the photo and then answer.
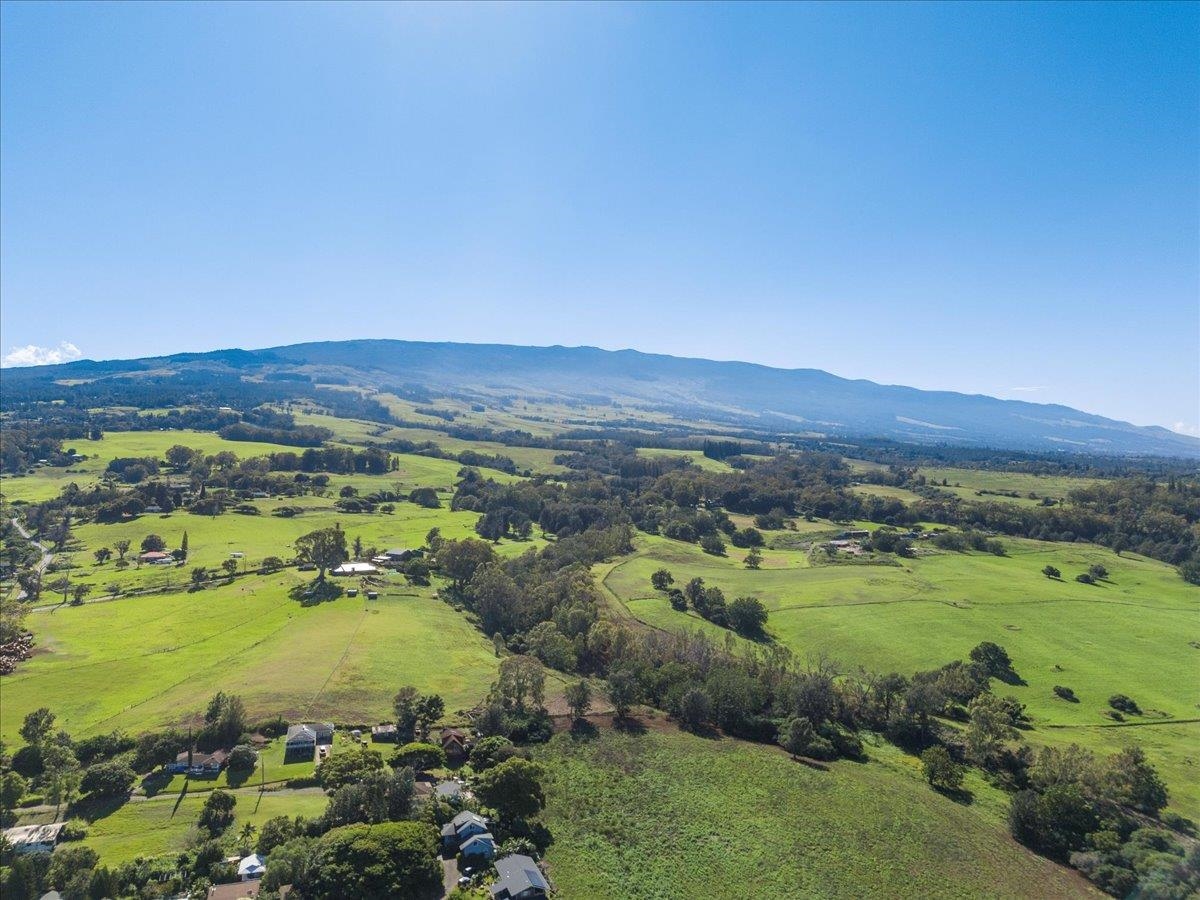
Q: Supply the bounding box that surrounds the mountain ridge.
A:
[4,339,1196,457]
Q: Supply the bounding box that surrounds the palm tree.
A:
[237,821,257,854]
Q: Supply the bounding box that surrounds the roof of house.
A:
[385,547,417,556]
[461,832,496,852]
[175,749,229,767]
[435,780,463,799]
[237,853,266,877]
[331,561,377,575]
[139,550,171,559]
[491,854,549,897]
[371,724,397,734]
[206,882,260,900]
[286,722,334,743]
[4,823,65,847]
[451,810,488,830]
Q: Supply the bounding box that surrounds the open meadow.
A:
[600,533,1200,818]
[1,574,500,742]
[538,723,1095,899]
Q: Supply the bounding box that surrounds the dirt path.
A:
[9,516,53,599]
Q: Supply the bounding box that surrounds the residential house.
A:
[490,854,549,900]
[383,547,422,563]
[285,722,334,758]
[440,811,489,851]
[138,550,174,565]
[440,727,469,762]
[166,749,229,776]
[3,823,65,855]
[206,883,259,900]
[460,832,497,860]
[237,853,266,881]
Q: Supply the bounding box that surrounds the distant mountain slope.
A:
[5,339,1197,457]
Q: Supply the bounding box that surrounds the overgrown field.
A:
[601,533,1200,817]
[538,724,1094,899]
[0,574,500,741]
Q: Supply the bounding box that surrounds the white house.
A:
[237,853,266,880]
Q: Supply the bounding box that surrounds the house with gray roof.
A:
[440,810,489,850]
[460,831,497,860]
[490,853,549,899]
[285,722,334,759]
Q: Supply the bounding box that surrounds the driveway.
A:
[441,856,460,898]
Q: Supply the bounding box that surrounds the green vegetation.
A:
[0,575,499,741]
[538,725,1091,898]
[602,532,1200,818]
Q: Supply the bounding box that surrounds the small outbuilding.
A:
[331,562,378,576]
[237,853,266,880]
[3,823,65,855]
[370,724,398,743]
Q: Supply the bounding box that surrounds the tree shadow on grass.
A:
[74,795,130,824]
[225,767,254,788]
[568,720,598,742]
[288,581,343,606]
[140,770,173,797]
[793,757,831,772]
[613,717,647,736]
[933,784,974,806]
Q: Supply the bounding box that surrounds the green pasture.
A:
[538,724,1093,899]
[1,575,500,742]
[600,533,1200,817]
[917,466,1101,506]
[635,447,734,473]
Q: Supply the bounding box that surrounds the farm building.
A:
[3,822,65,855]
[490,854,549,900]
[285,722,334,758]
[331,561,378,576]
[138,550,174,565]
[370,724,398,742]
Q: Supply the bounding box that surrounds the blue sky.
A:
[2,1,1196,432]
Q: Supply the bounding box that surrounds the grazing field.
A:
[635,447,734,473]
[916,466,1102,506]
[600,533,1200,818]
[538,724,1094,899]
[1,574,500,741]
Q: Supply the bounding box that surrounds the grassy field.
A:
[1,574,500,741]
[635,447,734,473]
[538,723,1094,899]
[917,466,1101,506]
[600,532,1200,818]
[80,787,329,865]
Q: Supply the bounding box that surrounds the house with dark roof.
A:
[440,727,469,761]
[490,854,549,899]
[370,724,398,742]
[166,748,229,776]
[440,810,489,851]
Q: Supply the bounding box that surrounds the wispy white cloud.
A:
[1009,386,1046,393]
[1171,422,1200,438]
[2,342,83,367]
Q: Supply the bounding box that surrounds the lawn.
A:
[1,574,501,741]
[537,723,1094,899]
[79,787,329,865]
[600,532,1200,818]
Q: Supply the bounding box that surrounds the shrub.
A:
[921,746,964,791]
[389,742,445,772]
[227,745,258,771]
[699,533,726,556]
[1042,565,1061,578]
[1075,573,1095,585]
[1053,685,1079,703]
[1108,694,1140,715]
